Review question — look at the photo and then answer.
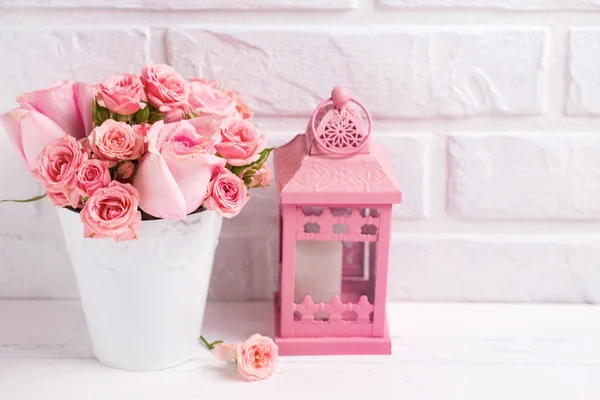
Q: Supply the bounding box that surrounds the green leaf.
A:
[0,193,47,204]
[92,98,111,127]
[229,147,275,176]
[134,104,150,124]
[147,111,164,124]
[115,113,130,123]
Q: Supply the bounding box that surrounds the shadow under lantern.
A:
[273,87,402,355]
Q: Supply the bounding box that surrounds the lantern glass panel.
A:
[293,238,376,323]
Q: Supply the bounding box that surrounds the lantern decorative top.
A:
[274,87,402,205]
[309,87,372,156]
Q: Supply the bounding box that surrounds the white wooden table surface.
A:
[1,301,599,399]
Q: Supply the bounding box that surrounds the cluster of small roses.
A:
[0,63,271,241]
[206,334,278,382]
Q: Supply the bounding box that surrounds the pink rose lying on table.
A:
[209,334,278,382]
[34,135,89,208]
[216,118,266,167]
[95,73,146,116]
[133,117,225,220]
[203,167,249,218]
[80,181,142,241]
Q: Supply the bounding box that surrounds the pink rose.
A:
[141,63,189,115]
[236,334,278,382]
[115,161,135,182]
[88,120,145,162]
[216,118,266,167]
[1,108,67,171]
[203,167,249,218]
[95,73,147,116]
[227,90,253,120]
[133,117,226,220]
[46,190,71,208]
[244,163,271,188]
[35,135,89,207]
[17,80,93,139]
[76,159,110,198]
[80,181,142,241]
[188,79,237,118]
[212,343,239,362]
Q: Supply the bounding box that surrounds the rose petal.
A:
[133,151,187,220]
[3,108,67,171]
[163,153,226,214]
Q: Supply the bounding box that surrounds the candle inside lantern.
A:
[294,241,343,307]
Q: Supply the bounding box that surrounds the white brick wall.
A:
[2,1,600,302]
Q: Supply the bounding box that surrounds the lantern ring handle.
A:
[309,96,372,156]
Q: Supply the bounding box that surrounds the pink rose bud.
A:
[76,159,111,198]
[203,167,250,218]
[141,63,189,116]
[133,123,152,137]
[133,118,226,220]
[34,136,89,208]
[80,181,142,242]
[116,161,136,182]
[88,120,145,163]
[212,343,239,362]
[244,163,271,188]
[95,73,147,116]
[236,334,278,382]
[216,118,266,167]
[16,80,93,139]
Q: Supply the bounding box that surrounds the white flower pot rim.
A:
[61,205,209,222]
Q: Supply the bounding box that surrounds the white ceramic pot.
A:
[57,207,223,371]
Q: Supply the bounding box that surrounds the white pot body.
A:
[57,208,223,371]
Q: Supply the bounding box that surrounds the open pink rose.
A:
[80,181,142,241]
[35,135,89,207]
[141,63,189,116]
[88,120,145,162]
[133,117,225,220]
[236,334,278,382]
[76,159,110,198]
[17,80,93,139]
[188,79,237,118]
[244,163,271,188]
[1,108,67,171]
[203,167,249,218]
[96,73,147,116]
[216,118,266,167]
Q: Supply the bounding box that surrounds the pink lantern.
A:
[273,87,402,355]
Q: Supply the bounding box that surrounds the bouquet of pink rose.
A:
[1,63,272,242]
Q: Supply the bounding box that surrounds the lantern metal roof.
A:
[273,87,402,205]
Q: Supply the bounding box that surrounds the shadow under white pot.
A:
[57,207,223,372]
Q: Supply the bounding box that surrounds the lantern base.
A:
[274,304,391,356]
